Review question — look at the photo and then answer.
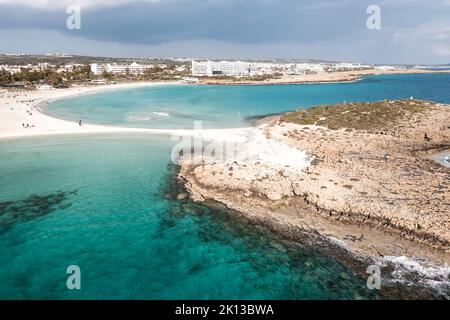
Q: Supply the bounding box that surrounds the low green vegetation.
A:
[0,66,91,87]
[0,54,191,88]
[281,99,430,130]
[0,64,189,87]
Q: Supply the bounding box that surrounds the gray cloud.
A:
[0,0,449,63]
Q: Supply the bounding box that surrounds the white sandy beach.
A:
[0,80,314,173]
[2,68,449,140]
[0,81,256,142]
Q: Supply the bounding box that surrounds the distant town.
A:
[0,53,443,89]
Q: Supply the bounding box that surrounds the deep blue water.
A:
[44,73,450,129]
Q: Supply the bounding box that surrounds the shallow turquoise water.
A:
[45,74,450,129]
[0,135,374,299]
[2,74,449,299]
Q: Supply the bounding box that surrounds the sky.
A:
[0,0,449,64]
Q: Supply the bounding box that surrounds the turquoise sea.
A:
[45,73,450,129]
[1,74,450,299]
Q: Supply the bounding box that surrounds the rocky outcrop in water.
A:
[179,100,450,262]
[0,190,77,232]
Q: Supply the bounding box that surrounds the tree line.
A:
[0,65,92,87]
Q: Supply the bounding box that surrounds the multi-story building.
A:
[283,63,323,75]
[0,65,22,74]
[191,61,208,76]
[192,60,250,77]
[90,63,107,75]
[249,62,283,76]
[192,60,337,77]
[330,63,372,72]
[90,62,154,75]
[128,62,148,74]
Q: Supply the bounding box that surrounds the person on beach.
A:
[78,120,83,126]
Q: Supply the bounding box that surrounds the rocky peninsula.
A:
[198,69,450,85]
[178,99,450,278]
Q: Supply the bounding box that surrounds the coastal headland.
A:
[198,68,450,85]
[178,99,450,273]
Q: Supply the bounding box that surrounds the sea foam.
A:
[379,255,450,298]
[153,112,170,117]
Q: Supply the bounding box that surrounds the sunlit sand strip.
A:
[0,81,261,144]
[0,81,314,173]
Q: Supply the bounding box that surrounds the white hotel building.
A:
[192,60,250,77]
[191,60,375,78]
[90,62,153,75]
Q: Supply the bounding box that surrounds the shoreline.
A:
[197,69,450,85]
[177,174,450,299]
[178,158,450,298]
[0,81,180,140]
[177,99,450,295]
[0,80,257,141]
[1,69,449,141]
[1,77,450,297]
[2,80,449,247]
